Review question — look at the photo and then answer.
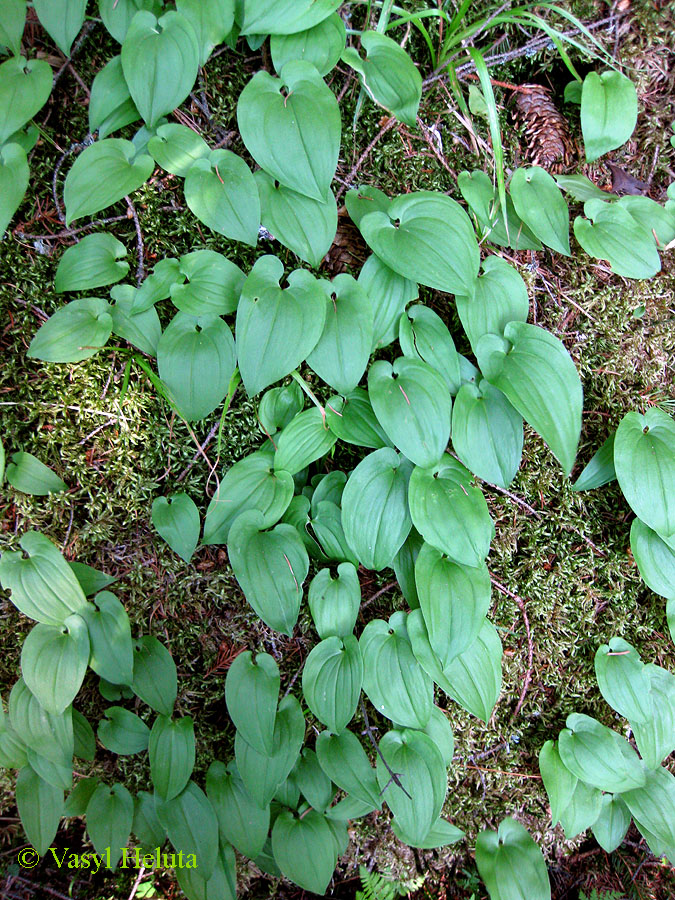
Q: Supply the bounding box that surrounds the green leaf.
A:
[0,531,88,626]
[558,713,645,792]
[157,313,236,421]
[5,451,67,495]
[458,169,542,251]
[558,778,603,839]
[32,0,85,55]
[63,139,153,225]
[21,615,89,715]
[235,256,326,396]
[9,678,73,769]
[157,780,219,879]
[131,635,177,716]
[618,195,675,245]
[476,322,583,476]
[573,203,660,280]
[98,706,150,755]
[86,782,134,869]
[185,149,260,246]
[259,383,304,436]
[225,650,279,756]
[341,447,412,571]
[227,510,309,635]
[538,740,578,826]
[376,728,446,845]
[237,61,340,201]
[72,710,95,761]
[357,253,418,350]
[591,794,631,853]
[571,432,616,491]
[16,766,63,855]
[79,590,134,686]
[272,809,337,894]
[359,192,479,296]
[630,518,675,601]
[295,747,334,812]
[391,816,464,850]
[236,0,340,36]
[632,664,675,769]
[110,286,162,356]
[149,715,195,801]
[206,760,270,859]
[556,173,616,201]
[147,123,210,177]
[420,705,455,767]
[131,257,184,313]
[451,381,523,488]
[68,562,117,596]
[308,563,360,639]
[235,694,305,808]
[274,407,337,476]
[393,528,423,610]
[64,777,100,816]
[360,612,433,729]
[315,729,381,809]
[55,233,129,293]
[0,142,29,236]
[399,304,461,394]
[203,449,294,544]
[121,10,200,128]
[27,297,113,363]
[270,13,345,77]
[99,0,164,43]
[614,408,675,539]
[325,390,392,449]
[581,70,638,162]
[342,30,422,126]
[368,358,451,468]
[594,637,652,723]
[621,766,675,855]
[415,542,491,668]
[151,494,200,563]
[0,56,52,144]
[476,817,551,900]
[310,500,357,566]
[175,0,235,65]
[345,185,390,229]
[89,55,140,139]
[302,635,363,733]
[0,0,26,56]
[175,842,237,900]
[170,249,244,317]
[256,171,337,267]
[408,454,494,567]
[509,166,571,255]
[133,791,166,853]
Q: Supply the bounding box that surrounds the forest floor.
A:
[1,1,674,899]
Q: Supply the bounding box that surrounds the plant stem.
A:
[290,370,324,415]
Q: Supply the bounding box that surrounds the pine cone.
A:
[513,85,574,172]
[322,207,369,276]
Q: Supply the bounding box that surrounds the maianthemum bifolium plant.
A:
[1,1,675,898]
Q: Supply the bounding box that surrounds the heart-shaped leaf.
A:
[325,390,392,449]
[131,635,177,716]
[316,729,381,808]
[157,313,236,421]
[227,509,309,635]
[256,170,337,267]
[203,449,294,545]
[149,715,196,801]
[274,407,337,476]
[157,780,219,879]
[147,123,210,177]
[110,286,162,357]
[225,650,280,756]
[302,635,363,733]
[175,0,234,65]
[21,615,89,715]
[360,612,433,729]
[5,452,67,496]
[308,562,361,639]
[235,255,326,396]
[98,707,150,755]
[236,0,340,36]
[79,591,134,686]
[573,202,660,279]
[408,454,494,567]
[581,70,638,162]
[170,249,244,316]
[476,818,551,900]
[271,809,337,895]
[614,408,675,539]
[476,322,583,476]
[99,0,164,43]
[27,297,113,364]
[271,13,345,77]
[558,713,646,793]
[63,139,154,225]
[510,166,570,255]
[458,169,542,250]
[398,304,461,393]
[342,30,422,126]
[89,56,140,139]
[259,383,304,436]
[0,142,29,236]
[237,61,340,201]
[630,518,675,601]
[415,542,491,667]
[0,0,27,56]
[0,56,52,144]
[86,783,134,870]
[121,11,200,128]
[451,380,523,488]
[32,0,86,56]
[357,252,418,349]
[391,816,464,850]
[16,766,63,856]
[359,192,480,295]
[55,233,128,292]
[341,447,412,571]
[631,664,675,769]
[185,149,260,246]
[368,358,451,468]
[206,760,270,859]
[592,794,631,854]
[151,493,200,563]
